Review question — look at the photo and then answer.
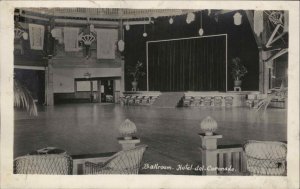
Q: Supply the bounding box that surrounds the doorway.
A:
[99,79,114,103]
[75,78,115,103]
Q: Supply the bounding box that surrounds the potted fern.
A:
[14,79,38,116]
[231,57,247,88]
[128,61,146,91]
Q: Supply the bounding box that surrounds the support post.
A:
[199,133,222,175]
[45,61,54,105]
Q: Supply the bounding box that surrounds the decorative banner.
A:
[254,11,264,37]
[29,23,45,50]
[64,27,80,52]
[96,29,118,59]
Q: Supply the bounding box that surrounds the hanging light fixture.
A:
[125,23,130,31]
[169,17,174,24]
[208,9,211,16]
[233,12,242,25]
[125,19,130,31]
[84,72,91,80]
[198,11,204,36]
[143,24,147,37]
[118,20,125,52]
[186,12,195,24]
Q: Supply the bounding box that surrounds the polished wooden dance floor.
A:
[14,104,287,175]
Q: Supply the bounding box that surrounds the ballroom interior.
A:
[13,8,288,176]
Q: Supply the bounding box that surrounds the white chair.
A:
[14,154,72,175]
[244,140,287,176]
[84,145,147,174]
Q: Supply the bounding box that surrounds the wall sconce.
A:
[79,33,96,46]
[233,12,242,26]
[14,28,28,40]
[78,30,96,59]
[84,72,91,79]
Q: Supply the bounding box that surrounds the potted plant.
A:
[231,57,247,87]
[127,60,146,91]
[14,78,38,116]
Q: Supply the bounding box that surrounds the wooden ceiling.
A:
[20,8,199,20]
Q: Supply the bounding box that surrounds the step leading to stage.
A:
[152,92,184,108]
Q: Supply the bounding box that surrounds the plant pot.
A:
[132,81,138,91]
[234,80,242,87]
[124,136,133,140]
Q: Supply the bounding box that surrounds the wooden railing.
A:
[216,145,247,175]
[199,133,248,175]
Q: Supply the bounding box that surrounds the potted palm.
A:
[14,79,38,116]
[231,57,247,88]
[128,61,146,91]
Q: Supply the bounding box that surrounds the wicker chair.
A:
[192,96,202,106]
[224,96,234,107]
[203,96,213,106]
[149,96,158,104]
[213,96,223,107]
[84,145,147,174]
[134,95,143,105]
[183,96,192,107]
[244,140,287,176]
[141,96,150,105]
[14,154,72,175]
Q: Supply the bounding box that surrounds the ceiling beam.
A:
[14,65,46,70]
[54,18,119,26]
[213,10,235,15]
[264,48,288,63]
[265,24,281,48]
[123,18,153,26]
[18,11,49,22]
[21,8,200,20]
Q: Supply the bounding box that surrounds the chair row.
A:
[14,145,148,175]
[245,93,287,109]
[183,96,234,107]
[120,95,159,106]
[13,140,287,176]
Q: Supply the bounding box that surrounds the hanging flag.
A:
[254,11,264,37]
[29,24,45,50]
[96,29,118,59]
[64,27,80,52]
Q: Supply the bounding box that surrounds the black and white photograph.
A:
[0,1,299,189]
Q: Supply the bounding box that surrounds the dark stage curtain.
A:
[148,35,226,91]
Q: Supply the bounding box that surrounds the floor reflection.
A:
[14,104,287,175]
